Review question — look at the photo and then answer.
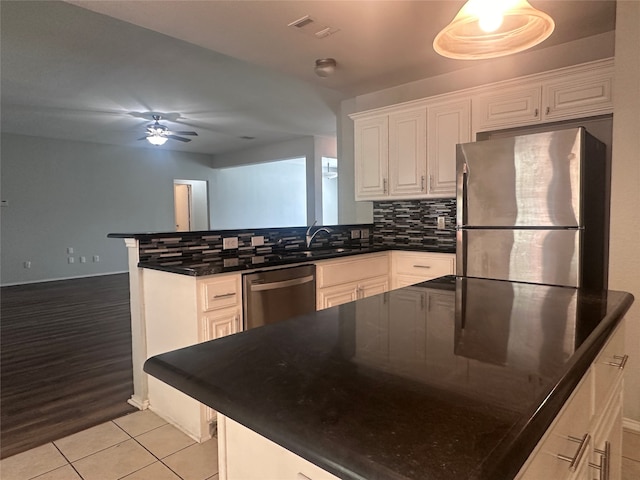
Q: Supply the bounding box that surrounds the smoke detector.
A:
[314,58,337,78]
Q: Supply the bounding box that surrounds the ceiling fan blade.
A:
[171,131,198,136]
[137,136,150,141]
[167,135,191,142]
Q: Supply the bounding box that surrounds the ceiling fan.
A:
[139,115,198,146]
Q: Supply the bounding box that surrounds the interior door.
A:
[174,183,191,231]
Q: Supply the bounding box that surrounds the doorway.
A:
[173,179,209,231]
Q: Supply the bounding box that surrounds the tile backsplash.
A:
[373,198,456,252]
[136,199,457,264]
[137,225,372,264]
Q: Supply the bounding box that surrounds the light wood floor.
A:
[0,273,136,459]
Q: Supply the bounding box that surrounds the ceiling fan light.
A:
[433,0,555,60]
[147,135,168,146]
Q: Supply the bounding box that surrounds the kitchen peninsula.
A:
[144,276,633,480]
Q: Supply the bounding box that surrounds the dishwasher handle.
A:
[249,275,315,292]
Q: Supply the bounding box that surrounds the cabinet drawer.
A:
[316,253,389,288]
[517,370,594,479]
[200,275,241,312]
[393,252,455,278]
[593,320,626,416]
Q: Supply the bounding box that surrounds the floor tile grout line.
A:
[127,433,187,480]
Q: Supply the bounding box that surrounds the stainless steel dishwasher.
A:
[243,264,316,329]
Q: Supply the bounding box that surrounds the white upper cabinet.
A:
[388,108,427,197]
[473,85,542,131]
[353,116,388,199]
[473,59,613,134]
[427,98,471,196]
[352,95,469,201]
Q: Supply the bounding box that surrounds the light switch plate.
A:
[223,237,239,249]
[350,229,361,239]
[437,217,446,230]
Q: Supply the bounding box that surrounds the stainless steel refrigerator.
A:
[456,127,610,290]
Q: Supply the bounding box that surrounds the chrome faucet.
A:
[305,221,332,248]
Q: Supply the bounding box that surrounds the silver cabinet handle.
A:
[213,292,236,299]
[590,440,610,480]
[605,354,628,369]
[421,175,425,191]
[383,178,387,194]
[429,174,433,191]
[534,108,539,117]
[546,106,551,115]
[413,265,431,269]
[557,433,590,471]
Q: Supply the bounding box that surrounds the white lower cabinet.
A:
[391,251,456,289]
[219,415,340,480]
[316,253,389,310]
[143,269,242,442]
[516,320,627,480]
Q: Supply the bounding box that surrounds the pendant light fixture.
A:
[433,0,555,60]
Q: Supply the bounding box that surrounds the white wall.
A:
[610,0,640,425]
[210,158,307,229]
[213,135,338,225]
[0,133,216,285]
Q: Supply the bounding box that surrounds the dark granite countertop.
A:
[138,246,454,276]
[144,277,633,480]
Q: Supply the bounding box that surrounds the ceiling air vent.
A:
[287,15,339,39]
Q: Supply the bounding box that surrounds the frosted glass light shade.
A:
[433,0,555,60]
[147,135,168,146]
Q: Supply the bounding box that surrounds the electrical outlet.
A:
[80,256,87,263]
[350,229,361,239]
[67,247,74,254]
[93,255,100,262]
[251,236,264,247]
[23,261,31,269]
[68,257,75,264]
[437,217,446,230]
[223,237,239,250]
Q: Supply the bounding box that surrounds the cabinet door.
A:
[542,69,613,122]
[427,98,470,196]
[201,308,240,342]
[358,275,389,299]
[317,282,358,310]
[354,116,388,200]
[388,108,427,197]
[474,85,541,131]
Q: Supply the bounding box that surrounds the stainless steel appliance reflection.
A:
[456,127,609,289]
[243,264,316,329]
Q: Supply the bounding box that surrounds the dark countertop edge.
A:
[107,225,374,240]
[136,246,456,276]
[144,290,634,480]
[477,290,635,479]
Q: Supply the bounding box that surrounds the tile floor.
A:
[0,411,217,480]
[2,411,640,480]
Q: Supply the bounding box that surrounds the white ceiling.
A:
[1,0,616,155]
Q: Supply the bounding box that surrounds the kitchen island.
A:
[144,276,633,479]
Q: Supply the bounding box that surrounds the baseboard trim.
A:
[128,396,149,411]
[623,417,640,433]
